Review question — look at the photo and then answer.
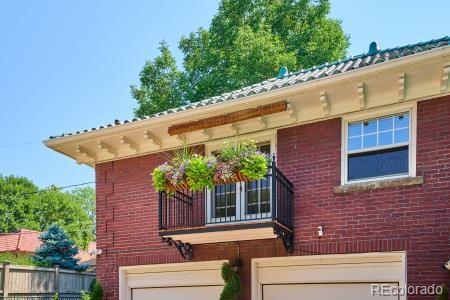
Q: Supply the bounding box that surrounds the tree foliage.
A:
[131,41,188,117]
[32,224,87,271]
[132,0,349,116]
[0,175,95,249]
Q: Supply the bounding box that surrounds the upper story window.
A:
[342,104,416,184]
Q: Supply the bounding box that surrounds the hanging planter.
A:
[151,140,270,193]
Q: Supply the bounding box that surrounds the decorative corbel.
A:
[174,134,186,145]
[286,102,297,122]
[441,62,450,91]
[120,136,139,153]
[75,145,97,163]
[255,117,267,129]
[398,73,406,101]
[97,141,118,157]
[225,124,238,135]
[357,82,366,109]
[319,91,330,116]
[143,131,161,149]
[197,129,210,140]
[162,237,193,260]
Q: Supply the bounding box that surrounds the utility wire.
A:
[0,181,95,200]
[0,140,43,150]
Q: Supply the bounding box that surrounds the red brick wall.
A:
[96,96,450,300]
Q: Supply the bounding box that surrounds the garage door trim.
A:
[119,260,227,300]
[251,252,406,300]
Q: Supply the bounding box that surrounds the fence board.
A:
[0,264,94,296]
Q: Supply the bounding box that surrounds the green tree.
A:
[70,187,96,236]
[27,188,94,249]
[32,224,87,271]
[131,41,188,117]
[132,0,349,115]
[0,175,95,249]
[0,175,37,232]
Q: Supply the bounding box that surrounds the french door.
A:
[206,143,272,224]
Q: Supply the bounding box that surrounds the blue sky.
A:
[0,1,448,188]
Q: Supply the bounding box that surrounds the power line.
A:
[0,140,43,150]
[0,181,95,200]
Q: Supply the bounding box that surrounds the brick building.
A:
[45,36,450,300]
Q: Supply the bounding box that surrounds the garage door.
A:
[263,283,398,300]
[253,252,406,300]
[133,285,222,300]
[119,261,225,300]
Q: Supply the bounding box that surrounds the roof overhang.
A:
[44,46,450,166]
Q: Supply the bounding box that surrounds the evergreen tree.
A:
[32,224,87,271]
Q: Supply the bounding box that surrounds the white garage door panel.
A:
[263,283,399,300]
[133,286,223,300]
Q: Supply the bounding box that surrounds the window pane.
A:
[348,123,362,137]
[363,134,377,148]
[379,117,393,131]
[394,113,409,129]
[378,131,393,146]
[394,128,409,143]
[348,146,409,181]
[348,136,362,151]
[363,119,377,134]
[258,144,271,154]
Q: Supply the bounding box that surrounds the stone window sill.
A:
[334,176,424,194]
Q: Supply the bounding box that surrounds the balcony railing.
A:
[158,158,294,232]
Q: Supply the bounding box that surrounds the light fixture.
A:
[318,226,324,237]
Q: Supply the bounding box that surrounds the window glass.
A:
[378,117,393,131]
[363,119,377,134]
[348,136,362,151]
[378,131,393,146]
[346,112,410,182]
[348,112,409,152]
[348,146,409,181]
[348,123,362,137]
[363,134,377,148]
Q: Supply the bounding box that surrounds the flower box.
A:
[215,172,249,185]
[152,140,269,193]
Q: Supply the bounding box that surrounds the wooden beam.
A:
[75,145,97,162]
[357,82,366,109]
[120,136,139,153]
[398,73,406,101]
[441,62,450,91]
[97,141,118,157]
[143,131,161,149]
[319,91,330,116]
[168,101,287,136]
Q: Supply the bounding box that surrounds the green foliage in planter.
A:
[241,152,269,180]
[186,155,215,191]
[220,262,240,300]
[219,140,256,165]
[151,167,167,192]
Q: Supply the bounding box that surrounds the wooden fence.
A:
[0,262,95,297]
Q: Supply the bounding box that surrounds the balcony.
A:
[158,160,294,259]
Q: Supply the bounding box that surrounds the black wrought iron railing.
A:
[159,158,294,231]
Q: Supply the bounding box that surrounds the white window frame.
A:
[341,103,417,186]
[205,131,276,225]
